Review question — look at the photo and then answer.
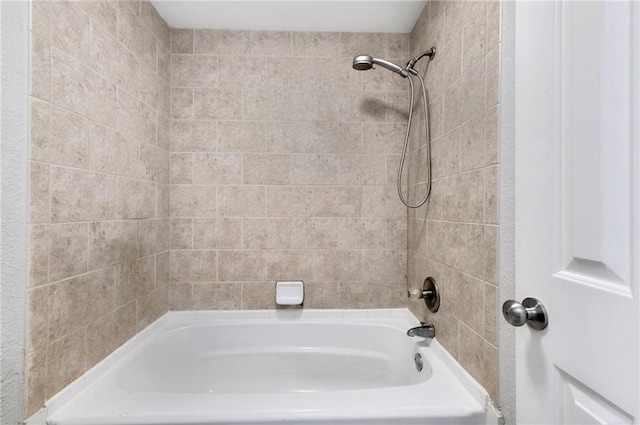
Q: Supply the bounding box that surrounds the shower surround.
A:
[168,28,409,311]
[406,0,501,401]
[24,0,501,419]
[25,0,171,417]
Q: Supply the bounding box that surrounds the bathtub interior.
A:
[117,322,431,394]
[28,309,499,425]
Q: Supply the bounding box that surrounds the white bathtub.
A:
[29,309,501,425]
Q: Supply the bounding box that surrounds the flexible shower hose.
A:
[397,66,432,209]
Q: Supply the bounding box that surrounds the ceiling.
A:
[151,1,427,33]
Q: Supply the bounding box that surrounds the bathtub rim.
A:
[26,308,503,425]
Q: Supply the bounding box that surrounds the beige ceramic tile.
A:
[292,32,340,58]
[170,250,217,282]
[48,223,88,283]
[29,161,50,224]
[139,218,170,256]
[243,154,291,185]
[313,250,362,281]
[339,32,386,58]
[171,120,217,152]
[50,166,116,222]
[87,123,139,178]
[302,282,340,308]
[457,223,484,278]
[51,1,90,61]
[171,88,194,119]
[218,121,265,153]
[26,286,50,353]
[117,89,156,147]
[80,1,117,36]
[484,166,498,224]
[483,225,498,284]
[170,185,217,217]
[483,341,498,402]
[265,250,315,281]
[86,302,136,368]
[115,256,155,305]
[361,250,407,281]
[486,44,500,108]
[169,283,193,310]
[242,218,292,249]
[192,153,242,185]
[218,186,265,217]
[267,186,361,218]
[30,99,50,162]
[194,218,242,249]
[140,65,170,116]
[339,218,387,249]
[266,122,361,154]
[116,177,156,219]
[193,30,245,55]
[244,31,292,56]
[194,88,242,120]
[172,55,218,88]
[156,251,170,286]
[170,218,193,249]
[171,29,193,54]
[31,35,51,101]
[242,282,275,310]
[90,24,140,95]
[140,143,170,183]
[23,349,47,418]
[218,250,266,281]
[30,0,51,38]
[458,323,485,384]
[193,282,241,310]
[49,267,115,341]
[46,327,87,398]
[483,283,497,346]
[88,220,139,270]
[28,225,49,287]
[51,48,117,126]
[170,153,193,184]
[291,218,341,249]
[136,284,169,329]
[431,128,461,178]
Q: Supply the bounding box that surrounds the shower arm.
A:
[405,47,436,72]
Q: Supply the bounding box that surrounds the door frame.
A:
[498,0,516,423]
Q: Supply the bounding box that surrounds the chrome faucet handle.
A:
[407,277,440,313]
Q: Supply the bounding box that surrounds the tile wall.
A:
[25,0,171,417]
[24,0,503,417]
[406,0,501,401]
[167,29,410,311]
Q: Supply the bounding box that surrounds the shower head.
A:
[352,55,408,78]
[353,55,374,70]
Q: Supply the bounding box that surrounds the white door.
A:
[514,1,640,424]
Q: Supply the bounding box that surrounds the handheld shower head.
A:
[352,55,408,78]
[353,55,374,71]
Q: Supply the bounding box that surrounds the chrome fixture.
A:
[407,323,436,339]
[352,55,409,77]
[352,47,436,208]
[408,277,440,313]
[502,298,549,330]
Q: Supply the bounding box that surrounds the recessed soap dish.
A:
[275,281,304,305]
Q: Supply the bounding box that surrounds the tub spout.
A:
[407,323,435,339]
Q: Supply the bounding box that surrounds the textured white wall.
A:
[498,0,516,423]
[1,0,29,422]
